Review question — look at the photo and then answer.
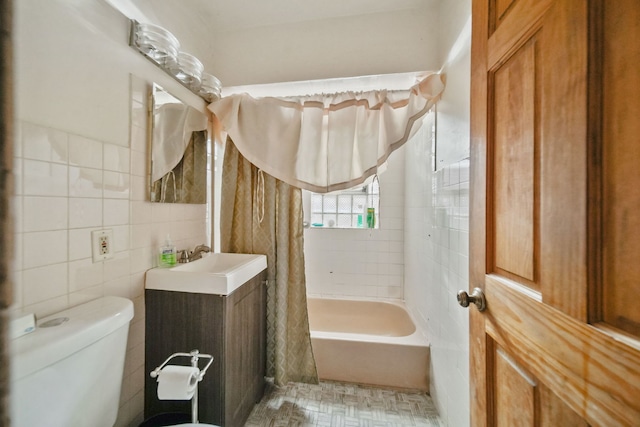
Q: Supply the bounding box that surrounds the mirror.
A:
[149,83,209,203]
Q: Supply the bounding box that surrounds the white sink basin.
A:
[145,253,267,295]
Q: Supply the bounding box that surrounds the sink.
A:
[145,253,267,295]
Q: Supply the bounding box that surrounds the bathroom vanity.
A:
[144,253,268,427]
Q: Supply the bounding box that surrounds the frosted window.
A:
[308,177,380,229]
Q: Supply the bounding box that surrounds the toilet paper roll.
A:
[156,365,200,400]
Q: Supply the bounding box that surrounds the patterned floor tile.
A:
[244,381,441,427]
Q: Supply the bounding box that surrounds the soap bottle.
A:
[159,234,177,267]
[366,207,376,228]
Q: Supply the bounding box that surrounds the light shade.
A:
[199,73,222,102]
[129,20,223,103]
[171,52,204,90]
[131,21,180,69]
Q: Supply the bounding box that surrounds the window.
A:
[309,177,379,229]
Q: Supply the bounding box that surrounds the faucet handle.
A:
[178,250,190,263]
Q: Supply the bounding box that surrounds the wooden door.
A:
[469,0,640,425]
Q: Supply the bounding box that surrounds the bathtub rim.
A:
[306,296,430,347]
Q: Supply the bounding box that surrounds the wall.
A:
[405,149,470,427]
[404,0,471,425]
[11,1,470,426]
[118,1,442,87]
[13,1,209,426]
[303,148,405,299]
[210,9,441,86]
[11,2,440,426]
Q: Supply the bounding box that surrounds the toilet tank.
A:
[10,296,134,427]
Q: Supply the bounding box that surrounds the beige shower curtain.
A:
[220,137,318,386]
[151,130,207,203]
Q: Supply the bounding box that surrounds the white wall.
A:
[304,149,405,300]
[211,9,442,86]
[13,0,471,426]
[119,1,443,87]
[13,1,209,425]
[405,150,470,427]
[404,0,471,425]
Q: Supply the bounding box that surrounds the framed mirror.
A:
[149,83,209,203]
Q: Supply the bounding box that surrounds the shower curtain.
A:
[151,130,207,203]
[220,137,318,385]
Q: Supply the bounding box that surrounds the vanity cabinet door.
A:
[223,271,267,427]
[144,270,267,426]
[144,290,225,423]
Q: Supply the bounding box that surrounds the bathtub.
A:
[307,297,430,391]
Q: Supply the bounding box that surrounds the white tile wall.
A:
[303,111,470,427]
[303,147,405,300]
[404,122,470,426]
[11,75,210,427]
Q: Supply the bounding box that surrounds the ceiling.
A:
[107,0,432,33]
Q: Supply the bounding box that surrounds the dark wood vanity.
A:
[144,270,267,426]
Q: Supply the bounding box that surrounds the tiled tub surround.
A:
[308,298,430,391]
[303,147,405,300]
[404,128,470,425]
[12,77,209,427]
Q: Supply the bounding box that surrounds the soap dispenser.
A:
[159,234,177,267]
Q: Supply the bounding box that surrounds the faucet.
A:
[179,244,211,263]
[190,244,211,261]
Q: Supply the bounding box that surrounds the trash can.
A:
[138,412,191,427]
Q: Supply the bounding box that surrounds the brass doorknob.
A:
[457,287,487,312]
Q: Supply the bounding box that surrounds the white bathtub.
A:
[307,297,430,391]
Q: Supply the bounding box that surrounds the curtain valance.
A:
[152,102,208,182]
[209,72,445,193]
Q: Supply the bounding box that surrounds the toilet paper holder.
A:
[150,349,214,424]
[150,349,214,382]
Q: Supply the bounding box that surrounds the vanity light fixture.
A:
[129,20,222,102]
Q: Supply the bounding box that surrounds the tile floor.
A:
[244,381,441,427]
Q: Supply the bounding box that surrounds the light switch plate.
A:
[91,229,115,262]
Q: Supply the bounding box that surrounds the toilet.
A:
[10,296,134,427]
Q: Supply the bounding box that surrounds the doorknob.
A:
[457,287,487,312]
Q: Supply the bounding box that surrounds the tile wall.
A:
[11,76,210,427]
[404,124,470,426]
[302,116,471,426]
[303,147,405,299]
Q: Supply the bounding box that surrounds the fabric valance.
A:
[152,102,208,182]
[209,72,445,193]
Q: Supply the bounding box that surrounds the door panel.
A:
[490,320,590,427]
[492,38,537,287]
[491,0,517,31]
[538,0,588,319]
[538,383,587,427]
[493,343,536,426]
[487,0,552,66]
[486,277,640,425]
[602,1,640,338]
[470,0,640,425]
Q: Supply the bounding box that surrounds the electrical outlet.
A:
[91,229,115,262]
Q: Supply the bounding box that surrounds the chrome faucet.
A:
[190,244,211,261]
[178,244,211,263]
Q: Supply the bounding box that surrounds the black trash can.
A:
[138,412,191,427]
